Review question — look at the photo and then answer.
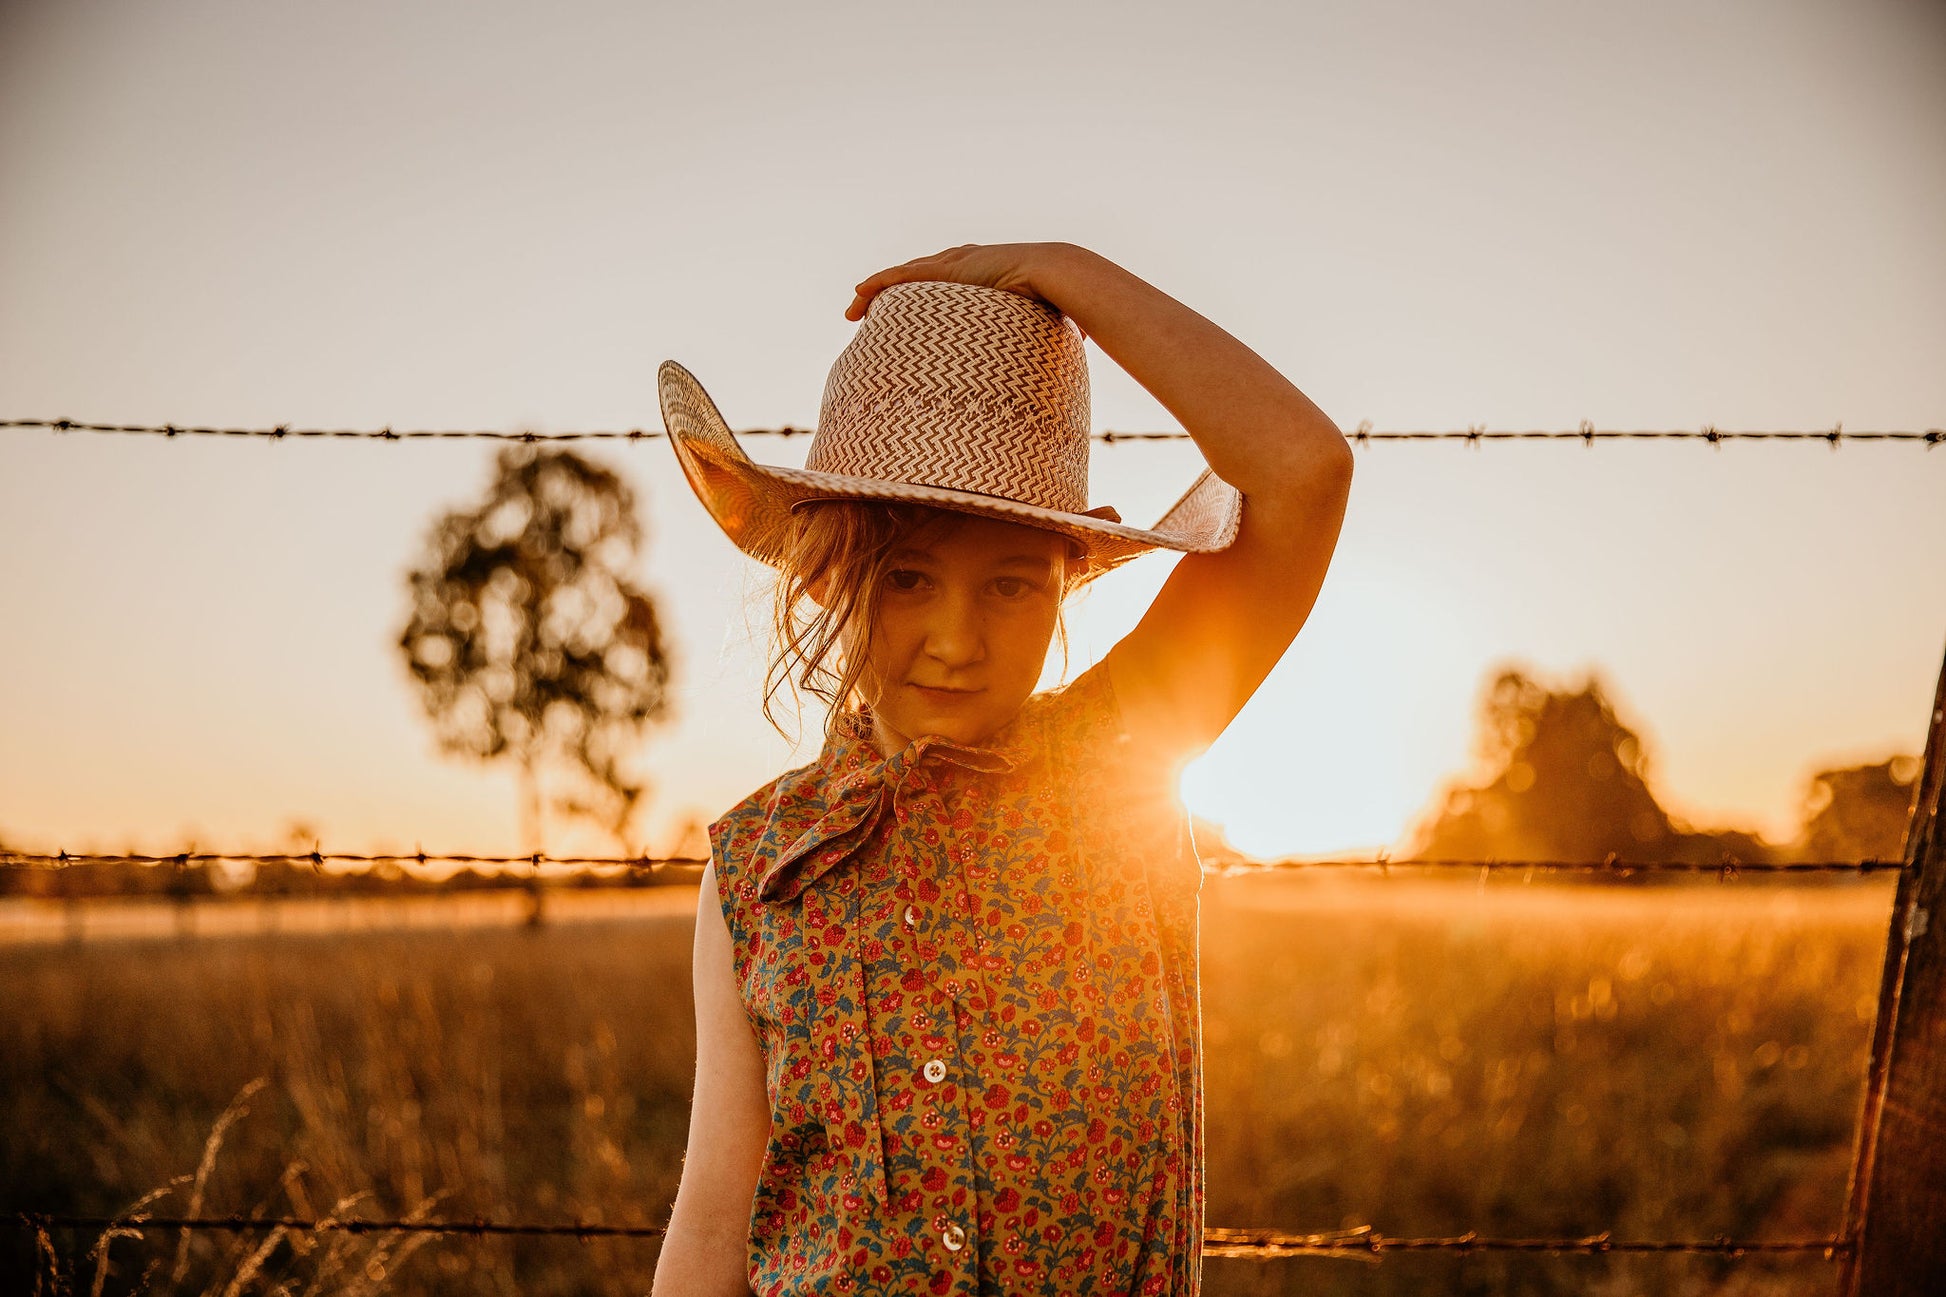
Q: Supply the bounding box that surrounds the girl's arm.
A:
[650,860,769,1297]
[850,242,1354,756]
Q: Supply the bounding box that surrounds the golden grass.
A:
[1,878,1895,1296]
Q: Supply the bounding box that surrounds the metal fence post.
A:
[1841,642,1946,1295]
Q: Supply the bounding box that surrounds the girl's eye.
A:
[992,577,1042,599]
[885,569,927,592]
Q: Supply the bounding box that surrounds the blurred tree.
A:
[1399,663,1777,871]
[399,447,673,853]
[1786,755,1921,864]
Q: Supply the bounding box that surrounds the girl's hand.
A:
[844,242,1082,323]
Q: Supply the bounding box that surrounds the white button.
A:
[922,1058,947,1084]
[942,1222,966,1252]
[903,904,920,929]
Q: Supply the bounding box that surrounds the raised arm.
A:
[849,242,1354,757]
[650,860,769,1297]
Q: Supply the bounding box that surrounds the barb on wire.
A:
[0,848,1906,878]
[5,418,1941,447]
[10,1214,1852,1261]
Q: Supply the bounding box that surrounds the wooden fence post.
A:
[1841,642,1946,1295]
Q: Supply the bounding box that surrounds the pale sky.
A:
[2,0,1942,862]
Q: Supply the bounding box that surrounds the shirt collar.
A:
[755,697,1047,903]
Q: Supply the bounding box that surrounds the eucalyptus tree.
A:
[399,446,673,856]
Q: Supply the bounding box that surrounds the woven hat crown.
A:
[805,281,1091,514]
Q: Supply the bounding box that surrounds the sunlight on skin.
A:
[830,510,1452,860]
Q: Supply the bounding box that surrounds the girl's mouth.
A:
[911,685,983,702]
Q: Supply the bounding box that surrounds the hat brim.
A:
[658,360,1241,585]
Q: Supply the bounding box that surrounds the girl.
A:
[650,242,1352,1296]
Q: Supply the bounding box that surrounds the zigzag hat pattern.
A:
[658,279,1243,585]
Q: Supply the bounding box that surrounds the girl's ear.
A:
[805,572,832,608]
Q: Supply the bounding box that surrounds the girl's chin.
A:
[885,705,997,747]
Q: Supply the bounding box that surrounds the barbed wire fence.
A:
[2,1212,1858,1260]
[4,416,1943,446]
[0,847,1914,879]
[4,413,1942,1289]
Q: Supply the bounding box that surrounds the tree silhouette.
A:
[398,447,673,853]
[1400,663,1777,871]
[1787,755,1921,864]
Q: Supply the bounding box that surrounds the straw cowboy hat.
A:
[657,279,1243,584]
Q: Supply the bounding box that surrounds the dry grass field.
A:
[1,875,1894,1296]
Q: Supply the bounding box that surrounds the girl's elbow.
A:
[652,1204,755,1297]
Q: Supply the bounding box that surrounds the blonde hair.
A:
[764,499,1084,742]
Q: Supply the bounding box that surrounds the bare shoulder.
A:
[690,858,756,1052]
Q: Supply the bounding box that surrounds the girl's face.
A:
[848,514,1070,756]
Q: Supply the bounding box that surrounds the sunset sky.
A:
[2,0,1942,863]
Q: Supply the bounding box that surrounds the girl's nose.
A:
[922,589,985,666]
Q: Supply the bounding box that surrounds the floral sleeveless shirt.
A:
[707,658,1207,1296]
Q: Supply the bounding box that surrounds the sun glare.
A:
[1176,561,1488,861]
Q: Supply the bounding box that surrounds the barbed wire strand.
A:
[4,418,1941,447]
[0,849,1909,878]
[8,1213,1849,1259]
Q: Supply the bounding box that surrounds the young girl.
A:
[650,242,1353,1297]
